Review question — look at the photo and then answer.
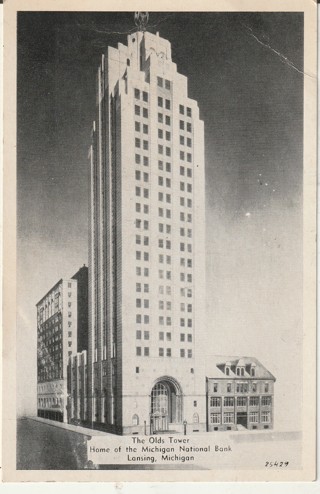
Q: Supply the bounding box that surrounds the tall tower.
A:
[88,22,206,434]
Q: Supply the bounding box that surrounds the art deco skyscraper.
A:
[88,25,206,434]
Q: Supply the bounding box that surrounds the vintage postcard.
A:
[2,0,317,482]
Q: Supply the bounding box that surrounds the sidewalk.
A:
[25,416,110,436]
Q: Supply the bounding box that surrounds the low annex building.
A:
[206,356,276,431]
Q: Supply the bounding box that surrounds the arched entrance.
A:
[150,377,183,433]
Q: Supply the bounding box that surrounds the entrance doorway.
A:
[150,378,182,433]
[236,412,248,428]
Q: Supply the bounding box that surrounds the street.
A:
[17,417,90,470]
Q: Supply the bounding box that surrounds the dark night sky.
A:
[17,12,303,428]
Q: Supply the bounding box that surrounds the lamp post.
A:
[183,419,187,435]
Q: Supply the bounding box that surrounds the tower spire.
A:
[134,12,149,32]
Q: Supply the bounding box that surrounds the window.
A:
[136,283,141,292]
[143,140,148,150]
[265,383,269,392]
[187,168,192,178]
[143,124,148,134]
[158,160,163,170]
[187,107,192,117]
[143,108,148,118]
[261,411,271,423]
[166,162,171,172]
[223,412,234,424]
[144,315,149,324]
[180,151,185,160]
[135,170,141,181]
[143,156,149,166]
[180,135,185,145]
[252,383,257,393]
[136,314,141,323]
[158,113,163,123]
[135,121,140,132]
[165,99,170,110]
[187,122,192,132]
[136,203,141,213]
[158,96,163,107]
[144,331,149,340]
[249,396,259,406]
[158,145,163,155]
[132,414,139,426]
[193,412,199,424]
[179,104,184,115]
[166,332,171,341]
[159,348,164,357]
[157,76,163,87]
[166,348,171,357]
[227,383,232,393]
[180,334,185,342]
[159,331,164,340]
[165,115,171,125]
[158,129,163,139]
[136,347,141,356]
[187,334,192,342]
[187,153,192,163]
[134,88,140,99]
[142,91,148,102]
[213,383,218,393]
[136,367,139,373]
[165,79,171,90]
[187,138,192,147]
[249,412,259,423]
[210,397,221,407]
[136,330,141,339]
[144,347,149,356]
[236,383,248,393]
[166,131,171,141]
[210,413,221,424]
[224,397,234,407]
[261,396,272,406]
[237,397,247,407]
[135,105,140,116]
[166,147,171,157]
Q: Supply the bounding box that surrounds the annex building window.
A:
[223,412,234,424]
[210,413,221,424]
[210,397,221,407]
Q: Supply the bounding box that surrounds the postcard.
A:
[2,0,317,482]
